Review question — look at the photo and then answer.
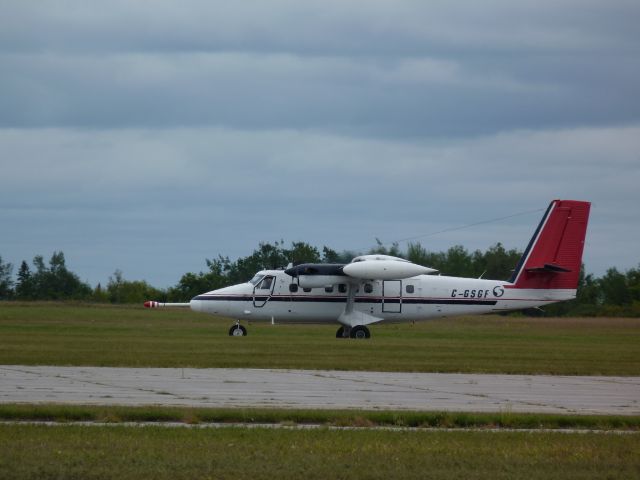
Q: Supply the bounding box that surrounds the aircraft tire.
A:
[336,326,349,338]
[228,324,247,337]
[349,325,370,339]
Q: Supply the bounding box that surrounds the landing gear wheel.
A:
[349,325,370,339]
[336,326,350,338]
[228,324,247,337]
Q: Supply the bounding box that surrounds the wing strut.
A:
[338,282,384,327]
[344,283,357,315]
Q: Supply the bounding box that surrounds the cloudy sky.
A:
[1,1,639,288]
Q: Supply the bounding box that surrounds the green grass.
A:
[1,302,640,375]
[2,303,639,478]
[0,424,638,479]
[1,302,639,374]
[1,404,639,430]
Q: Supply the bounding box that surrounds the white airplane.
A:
[145,199,590,339]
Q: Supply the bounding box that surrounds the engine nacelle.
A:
[343,260,436,280]
[297,275,346,288]
[285,263,347,288]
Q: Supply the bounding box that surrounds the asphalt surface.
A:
[1,366,639,415]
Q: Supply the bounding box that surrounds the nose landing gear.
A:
[229,322,247,337]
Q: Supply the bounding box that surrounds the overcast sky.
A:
[1,1,639,288]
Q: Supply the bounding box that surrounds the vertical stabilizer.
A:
[510,200,591,289]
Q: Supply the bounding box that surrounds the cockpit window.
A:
[249,274,265,286]
[257,276,274,290]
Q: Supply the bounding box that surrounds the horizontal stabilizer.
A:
[525,263,572,273]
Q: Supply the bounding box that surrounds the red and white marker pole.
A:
[144,301,191,308]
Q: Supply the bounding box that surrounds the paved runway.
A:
[1,366,639,415]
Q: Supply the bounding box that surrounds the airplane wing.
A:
[340,255,437,327]
[285,255,437,329]
[284,255,437,284]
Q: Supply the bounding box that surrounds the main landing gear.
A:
[228,322,370,339]
[336,325,371,339]
[228,322,247,337]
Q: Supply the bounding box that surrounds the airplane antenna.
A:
[374,207,545,250]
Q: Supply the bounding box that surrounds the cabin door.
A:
[253,275,275,307]
[382,280,402,313]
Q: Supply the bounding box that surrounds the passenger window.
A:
[289,283,298,293]
[325,286,334,293]
[406,285,415,294]
[303,287,312,293]
[338,284,347,293]
[364,284,373,294]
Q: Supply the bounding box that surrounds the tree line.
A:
[1,242,639,317]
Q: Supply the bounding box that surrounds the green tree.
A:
[107,270,165,304]
[627,265,640,303]
[475,242,522,280]
[18,252,91,300]
[15,261,34,299]
[442,245,474,277]
[169,241,356,301]
[322,246,359,264]
[30,255,48,297]
[599,267,630,306]
[0,256,13,300]
[283,242,321,264]
[576,269,601,307]
[369,239,402,257]
[43,252,91,300]
[92,282,109,303]
[222,241,325,285]
[406,242,446,272]
[49,252,91,299]
[168,262,230,301]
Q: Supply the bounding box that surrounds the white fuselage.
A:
[190,270,574,326]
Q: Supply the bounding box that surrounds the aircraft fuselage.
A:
[145,199,590,338]
[190,269,573,325]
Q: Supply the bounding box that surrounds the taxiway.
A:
[1,366,638,415]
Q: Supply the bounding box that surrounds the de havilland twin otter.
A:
[145,200,591,339]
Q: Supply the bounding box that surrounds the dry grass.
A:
[2,404,639,429]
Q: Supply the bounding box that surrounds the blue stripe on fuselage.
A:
[192,295,497,306]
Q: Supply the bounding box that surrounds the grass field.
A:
[0,424,638,479]
[1,302,639,375]
[1,404,639,430]
[2,302,639,478]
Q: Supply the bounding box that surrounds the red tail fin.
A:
[510,200,590,289]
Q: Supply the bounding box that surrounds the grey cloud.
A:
[1,1,639,138]
[1,50,638,137]
[1,1,639,287]
[3,125,638,205]
[1,1,638,56]
[2,125,639,285]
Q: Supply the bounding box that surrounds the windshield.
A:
[257,276,274,290]
[249,274,265,286]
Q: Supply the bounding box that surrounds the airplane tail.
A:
[509,200,591,290]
